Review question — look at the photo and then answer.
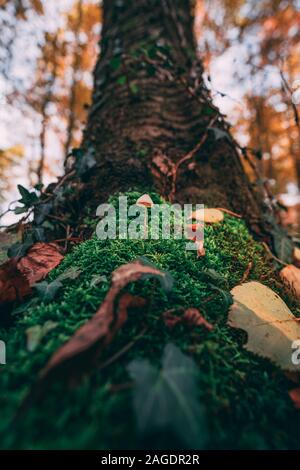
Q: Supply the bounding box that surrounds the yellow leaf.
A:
[280,265,300,299]
[228,281,300,372]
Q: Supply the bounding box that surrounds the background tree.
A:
[79,0,263,227]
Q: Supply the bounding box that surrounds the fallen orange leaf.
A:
[280,264,300,299]
[17,242,64,286]
[0,242,64,307]
[289,388,300,409]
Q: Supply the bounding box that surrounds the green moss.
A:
[0,191,299,450]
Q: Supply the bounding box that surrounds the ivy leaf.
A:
[14,206,29,215]
[17,184,39,208]
[209,284,233,308]
[33,280,62,302]
[34,202,53,225]
[138,257,173,292]
[264,211,293,263]
[110,55,122,71]
[273,228,293,264]
[7,236,34,258]
[56,267,82,282]
[117,75,127,86]
[127,344,208,449]
[90,274,107,287]
[26,321,58,352]
[75,148,96,176]
[199,268,227,286]
[0,232,21,263]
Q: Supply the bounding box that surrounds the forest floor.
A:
[0,191,300,450]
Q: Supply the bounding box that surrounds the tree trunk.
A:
[80,0,263,229]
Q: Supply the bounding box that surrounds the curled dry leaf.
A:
[163,307,213,331]
[184,308,214,331]
[189,208,224,224]
[289,388,300,410]
[293,247,300,265]
[0,258,31,305]
[17,242,64,286]
[163,309,182,328]
[151,153,175,178]
[0,242,64,307]
[228,281,300,372]
[280,264,300,299]
[41,259,170,380]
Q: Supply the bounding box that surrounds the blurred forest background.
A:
[0,0,300,227]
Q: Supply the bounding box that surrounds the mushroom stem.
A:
[143,209,147,239]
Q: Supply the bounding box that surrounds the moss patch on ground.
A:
[0,191,299,450]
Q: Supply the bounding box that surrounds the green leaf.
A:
[129,83,139,94]
[199,268,227,286]
[33,280,62,302]
[56,267,82,282]
[34,202,53,225]
[14,206,29,215]
[273,229,293,264]
[90,274,107,287]
[110,56,122,71]
[7,235,34,258]
[138,257,173,292]
[117,75,127,86]
[0,232,21,263]
[209,284,233,308]
[75,148,96,176]
[127,344,208,449]
[17,184,39,207]
[26,321,58,352]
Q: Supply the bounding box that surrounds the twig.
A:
[262,242,288,267]
[169,115,218,201]
[240,261,253,284]
[215,207,242,218]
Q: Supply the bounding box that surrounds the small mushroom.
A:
[188,208,224,224]
[185,224,205,257]
[136,194,154,238]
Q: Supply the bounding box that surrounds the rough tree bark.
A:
[79,0,263,228]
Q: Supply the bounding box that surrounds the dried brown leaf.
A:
[0,258,31,305]
[289,388,300,409]
[0,242,64,308]
[280,264,300,299]
[40,259,167,380]
[163,307,213,331]
[17,242,64,286]
[183,308,214,331]
[228,281,300,372]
